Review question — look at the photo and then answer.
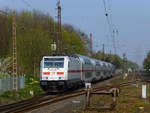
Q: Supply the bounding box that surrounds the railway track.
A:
[0,75,146,113]
[0,93,52,113]
[0,90,85,113]
[0,77,117,113]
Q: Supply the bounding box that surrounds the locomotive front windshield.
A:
[44,58,64,68]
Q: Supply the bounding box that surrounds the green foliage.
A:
[63,30,85,55]
[92,51,139,70]
[63,24,90,56]
[0,14,12,57]
[126,61,139,71]
[0,75,44,104]
[143,51,150,71]
[0,57,12,76]
[0,10,86,77]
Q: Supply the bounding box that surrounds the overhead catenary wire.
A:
[108,0,119,54]
[11,0,15,10]
[107,0,119,36]
[103,0,108,15]
[102,0,118,54]
[102,0,112,33]
[107,0,113,29]
[102,0,113,53]
[21,0,34,10]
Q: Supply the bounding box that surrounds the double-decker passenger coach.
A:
[40,54,115,92]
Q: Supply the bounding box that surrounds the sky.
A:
[0,0,150,67]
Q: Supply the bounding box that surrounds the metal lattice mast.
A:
[12,11,18,90]
[90,33,93,55]
[112,30,117,54]
[102,44,105,61]
[57,1,61,33]
[57,0,63,54]
[123,53,127,73]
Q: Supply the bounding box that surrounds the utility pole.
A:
[102,44,105,61]
[12,10,18,90]
[89,33,93,55]
[110,50,112,55]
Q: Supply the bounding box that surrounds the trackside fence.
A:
[0,75,25,94]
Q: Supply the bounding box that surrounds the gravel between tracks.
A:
[27,76,120,113]
[27,95,84,113]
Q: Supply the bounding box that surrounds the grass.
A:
[0,75,44,105]
[79,74,150,113]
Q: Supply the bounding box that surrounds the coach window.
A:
[75,58,80,64]
[103,63,106,68]
[99,64,101,67]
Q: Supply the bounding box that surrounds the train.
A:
[40,54,115,92]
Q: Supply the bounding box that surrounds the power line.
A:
[102,0,118,54]
[102,0,112,32]
[103,0,108,15]
[21,0,34,10]
[107,0,113,29]
[107,0,120,54]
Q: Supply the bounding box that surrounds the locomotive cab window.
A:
[44,58,64,68]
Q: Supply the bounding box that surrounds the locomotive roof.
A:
[69,54,110,64]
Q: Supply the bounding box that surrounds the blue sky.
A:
[0,0,150,67]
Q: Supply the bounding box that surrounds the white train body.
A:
[40,54,115,91]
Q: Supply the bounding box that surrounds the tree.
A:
[0,10,87,77]
[92,51,138,70]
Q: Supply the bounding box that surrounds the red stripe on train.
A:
[57,72,64,75]
[43,72,50,75]
[68,70,82,73]
[68,70,111,73]
[68,70,98,73]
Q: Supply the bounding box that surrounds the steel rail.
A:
[0,93,48,112]
[7,91,85,113]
